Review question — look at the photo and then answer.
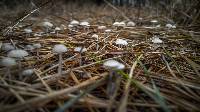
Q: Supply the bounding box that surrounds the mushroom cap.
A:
[33,43,42,49]
[151,20,158,23]
[53,44,68,54]
[8,50,29,58]
[24,28,32,33]
[115,39,128,46]
[42,21,53,28]
[68,24,74,28]
[166,23,173,28]
[70,20,79,26]
[1,43,15,51]
[55,27,61,31]
[25,45,35,51]
[105,29,112,33]
[92,34,99,39]
[80,21,90,26]
[22,69,34,76]
[113,22,120,26]
[172,25,176,29]
[1,57,16,67]
[118,22,126,27]
[103,60,125,70]
[127,21,136,27]
[98,25,106,30]
[152,37,163,44]
[74,47,87,53]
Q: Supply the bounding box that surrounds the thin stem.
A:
[5,68,11,79]
[58,53,63,75]
[18,60,22,80]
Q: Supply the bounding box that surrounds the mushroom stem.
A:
[58,53,63,75]
[5,68,11,79]
[18,60,22,80]
[107,70,116,96]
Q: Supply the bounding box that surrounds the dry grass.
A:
[0,1,200,112]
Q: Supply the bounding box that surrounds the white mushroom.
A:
[150,20,158,27]
[92,34,99,50]
[53,44,68,75]
[80,21,90,31]
[33,43,42,59]
[55,27,61,37]
[0,57,16,79]
[24,45,35,51]
[22,69,34,76]
[152,36,163,44]
[74,46,87,66]
[103,60,125,95]
[115,39,128,48]
[7,49,29,79]
[24,28,32,37]
[98,25,106,31]
[70,20,79,26]
[127,21,136,27]
[42,21,53,33]
[113,22,120,27]
[1,43,15,52]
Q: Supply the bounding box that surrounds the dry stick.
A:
[117,54,142,112]
[2,73,108,112]
[3,1,51,36]
[0,77,25,103]
[34,69,63,108]
[103,0,130,21]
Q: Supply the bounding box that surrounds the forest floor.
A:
[0,2,200,112]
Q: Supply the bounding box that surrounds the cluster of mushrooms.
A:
[1,18,177,96]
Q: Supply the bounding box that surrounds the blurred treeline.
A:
[0,0,199,25]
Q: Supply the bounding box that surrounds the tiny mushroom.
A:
[80,21,90,31]
[55,27,61,36]
[115,39,128,48]
[22,69,34,77]
[33,43,42,59]
[92,34,99,50]
[25,45,35,51]
[1,43,15,52]
[24,28,32,37]
[70,20,80,26]
[103,59,125,95]
[152,36,163,44]
[127,21,136,27]
[98,25,106,32]
[150,20,158,27]
[53,44,68,75]
[7,49,29,79]
[42,21,53,33]
[0,57,17,79]
[74,46,87,66]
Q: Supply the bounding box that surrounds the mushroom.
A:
[42,21,53,34]
[1,43,15,52]
[24,28,32,37]
[104,29,112,42]
[98,25,106,32]
[152,36,163,44]
[127,21,136,27]
[80,21,90,31]
[0,57,16,79]
[92,34,99,50]
[22,69,34,77]
[55,27,61,37]
[115,39,128,49]
[103,60,125,96]
[53,44,68,75]
[70,20,79,26]
[33,43,42,59]
[7,49,29,79]
[150,20,158,27]
[24,45,35,51]
[74,46,87,66]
